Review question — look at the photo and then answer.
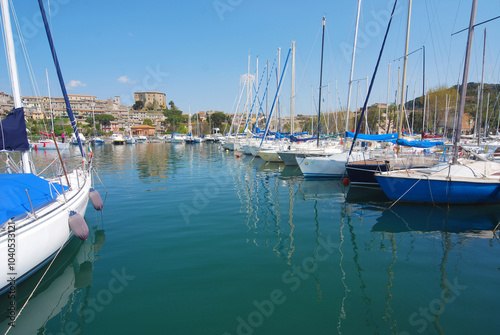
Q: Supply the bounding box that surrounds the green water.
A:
[1,142,500,334]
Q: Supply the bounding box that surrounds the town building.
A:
[134,91,166,109]
[131,125,156,136]
[16,94,127,120]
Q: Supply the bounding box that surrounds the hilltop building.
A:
[134,91,166,109]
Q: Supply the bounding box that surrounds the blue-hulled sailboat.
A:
[375,0,500,204]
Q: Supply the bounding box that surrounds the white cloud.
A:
[118,75,136,84]
[68,80,87,88]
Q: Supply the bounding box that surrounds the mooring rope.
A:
[386,175,426,210]
[4,231,71,335]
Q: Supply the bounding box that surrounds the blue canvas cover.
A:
[0,173,68,224]
[0,107,29,151]
[395,138,444,148]
[345,131,399,141]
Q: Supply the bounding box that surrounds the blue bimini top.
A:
[0,173,68,225]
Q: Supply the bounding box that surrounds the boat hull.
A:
[0,169,91,294]
[376,174,500,204]
[31,141,70,151]
[297,151,366,178]
[346,160,389,186]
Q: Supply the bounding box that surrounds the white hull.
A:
[0,168,91,294]
[30,140,69,151]
[125,138,136,144]
[298,151,367,178]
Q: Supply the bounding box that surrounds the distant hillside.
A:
[408,83,500,117]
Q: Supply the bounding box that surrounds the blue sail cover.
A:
[290,135,317,142]
[345,131,398,141]
[0,107,29,151]
[395,138,444,148]
[0,173,68,224]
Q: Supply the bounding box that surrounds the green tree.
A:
[143,118,153,127]
[133,100,144,110]
[163,109,185,132]
[93,114,115,128]
[168,100,178,111]
[210,112,226,129]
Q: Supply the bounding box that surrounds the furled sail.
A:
[0,107,29,151]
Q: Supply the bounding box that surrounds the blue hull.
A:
[376,175,500,204]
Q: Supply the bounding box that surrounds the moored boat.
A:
[110,134,125,145]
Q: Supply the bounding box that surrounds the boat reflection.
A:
[0,225,105,334]
[372,203,500,234]
[345,186,391,205]
[297,178,346,201]
[257,161,285,173]
[279,165,303,179]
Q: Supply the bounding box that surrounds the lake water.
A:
[1,142,500,335]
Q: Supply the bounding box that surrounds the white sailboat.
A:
[30,70,70,151]
[0,0,100,296]
[89,98,104,145]
[125,110,136,144]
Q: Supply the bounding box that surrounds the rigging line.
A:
[9,0,43,108]
[297,24,321,94]
[452,15,500,36]
[386,176,425,210]
[423,0,442,85]
[393,47,423,62]
[444,0,463,84]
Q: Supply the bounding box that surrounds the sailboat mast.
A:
[291,41,296,135]
[1,0,30,173]
[477,28,486,146]
[92,98,97,137]
[397,0,412,144]
[317,16,326,147]
[45,69,55,133]
[452,0,477,164]
[345,0,362,136]
[386,62,391,133]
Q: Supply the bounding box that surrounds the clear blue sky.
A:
[1,0,499,116]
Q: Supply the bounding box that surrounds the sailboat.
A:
[30,70,71,151]
[89,98,104,145]
[125,109,136,144]
[375,0,500,204]
[0,0,100,295]
[297,10,364,177]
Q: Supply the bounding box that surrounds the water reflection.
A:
[135,144,171,181]
[373,203,500,234]
[0,223,105,334]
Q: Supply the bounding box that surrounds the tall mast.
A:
[452,0,478,164]
[317,16,326,147]
[397,0,412,146]
[386,62,391,133]
[1,0,30,173]
[345,0,362,135]
[291,41,296,135]
[46,68,55,133]
[477,28,486,146]
[245,53,251,129]
[422,45,426,135]
[277,47,281,133]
